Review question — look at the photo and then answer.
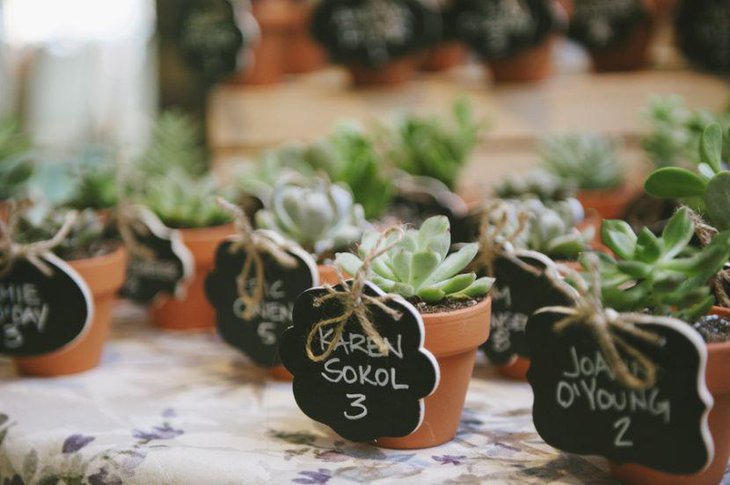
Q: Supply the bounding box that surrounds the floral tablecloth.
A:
[0,304,725,485]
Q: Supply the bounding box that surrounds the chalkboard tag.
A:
[280,281,439,442]
[119,209,194,304]
[205,234,318,368]
[390,176,468,230]
[528,310,713,475]
[483,251,575,365]
[0,254,93,356]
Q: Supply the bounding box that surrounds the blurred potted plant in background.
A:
[420,0,468,72]
[676,0,730,75]
[288,0,328,73]
[311,0,441,86]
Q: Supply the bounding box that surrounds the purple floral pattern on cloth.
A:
[0,304,725,484]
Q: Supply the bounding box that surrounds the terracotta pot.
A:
[609,305,730,484]
[347,57,419,87]
[497,356,531,381]
[577,183,636,220]
[13,247,127,377]
[271,263,340,381]
[0,200,9,223]
[421,42,468,72]
[239,0,296,85]
[287,1,327,74]
[376,296,492,449]
[589,17,655,72]
[487,37,555,83]
[152,224,235,331]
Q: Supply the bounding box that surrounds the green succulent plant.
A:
[61,145,119,210]
[595,207,730,320]
[514,198,592,260]
[642,95,730,169]
[645,123,730,231]
[255,177,368,259]
[386,98,482,191]
[494,168,577,202]
[137,110,208,178]
[540,133,624,190]
[143,169,232,229]
[0,118,34,200]
[336,215,494,303]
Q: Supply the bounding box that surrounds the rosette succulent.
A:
[336,215,493,303]
[255,178,368,259]
[540,133,624,190]
[494,168,576,202]
[515,198,592,260]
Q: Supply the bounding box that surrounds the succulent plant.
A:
[540,133,624,190]
[255,177,368,259]
[0,118,34,200]
[595,207,730,320]
[494,168,576,202]
[336,215,493,303]
[641,95,730,169]
[645,123,730,231]
[514,198,592,260]
[143,169,232,229]
[386,98,482,191]
[137,110,208,178]
[60,145,119,210]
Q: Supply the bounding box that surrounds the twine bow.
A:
[474,200,530,277]
[305,226,404,362]
[539,254,664,391]
[217,197,298,320]
[0,201,77,278]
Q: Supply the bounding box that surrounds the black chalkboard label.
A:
[0,254,92,356]
[528,310,713,474]
[119,210,194,304]
[453,0,558,60]
[205,236,318,368]
[676,0,730,73]
[569,0,647,51]
[280,281,439,442]
[311,0,441,68]
[390,176,468,232]
[483,252,576,365]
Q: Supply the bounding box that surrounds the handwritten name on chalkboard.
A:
[569,0,646,51]
[677,0,730,73]
[527,310,713,475]
[281,281,439,442]
[119,210,193,304]
[0,255,92,356]
[454,0,557,60]
[482,252,574,365]
[205,238,318,367]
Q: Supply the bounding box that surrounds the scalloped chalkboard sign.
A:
[205,237,318,368]
[0,254,92,356]
[482,251,575,365]
[119,210,194,304]
[568,0,647,51]
[311,0,441,68]
[528,309,713,475]
[176,0,246,81]
[281,281,439,442]
[677,0,730,73]
[453,0,559,60]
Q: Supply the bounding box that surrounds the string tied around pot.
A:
[116,201,157,261]
[474,200,530,277]
[305,226,404,362]
[538,253,664,391]
[217,197,298,320]
[0,201,78,278]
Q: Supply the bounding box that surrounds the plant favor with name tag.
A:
[118,205,194,304]
[527,256,714,475]
[280,227,440,442]
[0,211,93,356]
[205,199,318,368]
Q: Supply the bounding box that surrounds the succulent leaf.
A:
[601,220,637,260]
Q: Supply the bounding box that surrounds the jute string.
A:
[687,208,730,308]
[0,201,77,278]
[474,200,530,277]
[305,227,404,362]
[539,254,664,391]
[217,197,298,320]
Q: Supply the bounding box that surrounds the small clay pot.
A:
[420,42,468,72]
[497,356,531,380]
[270,263,340,381]
[287,1,327,74]
[239,0,296,85]
[13,247,127,377]
[577,183,636,220]
[347,57,419,87]
[376,296,492,449]
[609,305,730,484]
[589,17,655,72]
[151,224,235,331]
[487,37,555,83]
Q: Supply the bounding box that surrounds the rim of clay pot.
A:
[421,296,492,357]
[68,245,127,296]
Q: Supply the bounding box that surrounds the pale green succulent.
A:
[494,168,576,202]
[540,133,624,190]
[336,215,493,303]
[515,198,592,260]
[255,178,368,259]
